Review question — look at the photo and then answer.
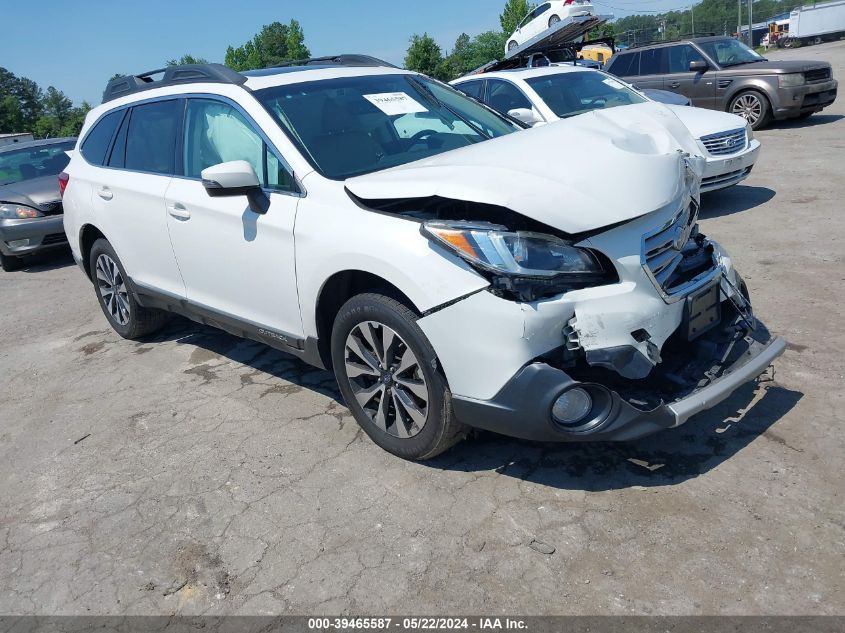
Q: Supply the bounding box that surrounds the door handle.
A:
[97,187,113,201]
[669,82,681,89]
[167,203,191,220]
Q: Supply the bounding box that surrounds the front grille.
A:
[700,128,747,156]
[642,202,699,295]
[805,67,832,83]
[41,233,68,246]
[38,200,63,216]
[702,166,752,188]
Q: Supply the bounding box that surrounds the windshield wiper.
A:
[406,76,492,140]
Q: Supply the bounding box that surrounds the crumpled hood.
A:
[346,102,704,234]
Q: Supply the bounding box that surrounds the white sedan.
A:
[453,65,761,193]
[506,1,595,54]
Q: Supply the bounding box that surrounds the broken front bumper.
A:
[450,330,785,442]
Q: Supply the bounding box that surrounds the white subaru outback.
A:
[61,57,785,460]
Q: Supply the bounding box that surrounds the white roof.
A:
[454,64,596,84]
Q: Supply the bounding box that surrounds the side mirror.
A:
[689,60,708,72]
[508,108,542,126]
[201,160,269,214]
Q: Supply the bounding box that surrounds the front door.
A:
[164,98,303,341]
[663,44,717,108]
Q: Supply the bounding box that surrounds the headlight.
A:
[778,73,805,88]
[0,203,44,220]
[421,221,603,277]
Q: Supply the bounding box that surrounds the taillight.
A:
[58,172,69,198]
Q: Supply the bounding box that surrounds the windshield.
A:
[0,142,74,186]
[698,38,764,67]
[255,74,519,180]
[525,71,647,119]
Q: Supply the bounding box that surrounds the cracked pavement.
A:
[1,42,844,617]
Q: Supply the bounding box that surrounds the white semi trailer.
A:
[782,0,845,47]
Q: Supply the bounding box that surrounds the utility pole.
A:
[747,0,753,45]
[738,0,742,40]
[691,5,695,34]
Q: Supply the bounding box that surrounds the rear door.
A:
[164,97,303,339]
[633,48,666,90]
[88,100,186,298]
[663,44,717,108]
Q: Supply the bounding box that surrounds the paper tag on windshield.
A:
[602,77,625,90]
[363,92,428,115]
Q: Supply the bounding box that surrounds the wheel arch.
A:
[78,223,109,280]
[314,270,420,369]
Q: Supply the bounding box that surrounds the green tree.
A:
[404,33,447,80]
[500,0,534,36]
[166,54,210,66]
[0,95,24,133]
[225,20,311,71]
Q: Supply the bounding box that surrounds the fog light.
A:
[7,239,31,248]
[552,388,593,425]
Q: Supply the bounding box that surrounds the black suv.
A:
[606,36,837,128]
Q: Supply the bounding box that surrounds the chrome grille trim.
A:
[641,199,719,303]
[700,128,747,156]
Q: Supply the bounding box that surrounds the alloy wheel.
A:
[344,321,430,439]
[731,94,763,126]
[95,254,130,326]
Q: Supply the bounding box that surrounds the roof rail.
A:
[102,63,247,103]
[274,54,398,69]
[627,33,717,48]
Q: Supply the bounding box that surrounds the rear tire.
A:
[89,238,169,339]
[331,293,467,460]
[0,252,23,272]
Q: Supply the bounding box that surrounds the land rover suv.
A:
[606,36,837,128]
[61,58,784,460]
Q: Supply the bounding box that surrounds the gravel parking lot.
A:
[1,41,843,617]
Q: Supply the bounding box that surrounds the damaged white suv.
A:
[62,58,785,460]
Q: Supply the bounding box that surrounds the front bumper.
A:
[451,326,785,443]
[700,139,760,193]
[772,79,838,119]
[0,216,68,257]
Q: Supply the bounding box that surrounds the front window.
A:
[255,74,519,180]
[0,141,75,186]
[697,38,764,67]
[525,71,646,119]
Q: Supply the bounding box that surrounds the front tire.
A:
[89,238,169,339]
[729,90,771,130]
[0,252,23,272]
[508,40,518,51]
[331,293,467,460]
[549,15,561,27]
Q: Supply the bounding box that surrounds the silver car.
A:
[0,137,75,271]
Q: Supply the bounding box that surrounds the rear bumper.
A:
[700,139,760,192]
[452,329,786,443]
[0,216,67,257]
[772,79,838,118]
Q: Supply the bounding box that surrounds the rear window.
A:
[608,52,639,77]
[0,141,75,186]
[124,100,181,175]
[639,49,664,75]
[81,110,123,166]
[456,80,484,100]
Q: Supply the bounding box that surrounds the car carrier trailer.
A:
[503,13,613,61]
